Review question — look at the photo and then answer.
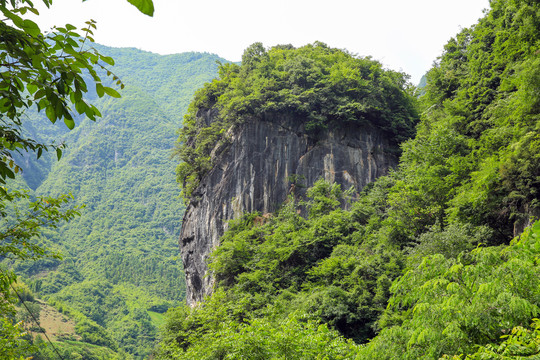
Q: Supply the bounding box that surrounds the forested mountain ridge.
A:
[4,46,225,359]
[156,0,540,358]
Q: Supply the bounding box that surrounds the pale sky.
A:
[33,0,489,84]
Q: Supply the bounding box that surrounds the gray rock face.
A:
[180,112,398,306]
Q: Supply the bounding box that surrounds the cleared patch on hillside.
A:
[29,300,80,341]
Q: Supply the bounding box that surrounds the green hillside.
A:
[156,0,540,358]
[6,46,224,359]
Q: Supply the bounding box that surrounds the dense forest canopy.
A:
[175,42,419,199]
[157,0,540,358]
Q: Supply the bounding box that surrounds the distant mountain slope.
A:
[92,45,222,124]
[11,45,224,359]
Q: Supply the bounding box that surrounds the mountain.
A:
[155,0,540,358]
[176,43,418,305]
[8,46,225,359]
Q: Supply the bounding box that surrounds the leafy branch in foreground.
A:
[0,0,125,183]
[0,189,82,360]
[363,221,540,359]
[0,189,82,262]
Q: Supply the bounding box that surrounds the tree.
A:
[0,190,84,358]
[361,221,540,359]
[1,0,155,181]
[1,0,156,248]
[1,0,119,182]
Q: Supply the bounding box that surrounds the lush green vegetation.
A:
[1,43,224,358]
[155,185,540,359]
[1,0,144,357]
[3,0,539,358]
[158,0,540,358]
[1,1,210,358]
[33,338,125,360]
[175,42,419,199]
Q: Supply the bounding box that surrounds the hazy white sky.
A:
[34,0,489,84]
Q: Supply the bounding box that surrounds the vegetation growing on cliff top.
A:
[175,42,419,200]
[160,0,540,358]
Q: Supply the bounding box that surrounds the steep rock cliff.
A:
[180,111,398,305]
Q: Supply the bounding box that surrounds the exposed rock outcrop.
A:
[180,111,398,306]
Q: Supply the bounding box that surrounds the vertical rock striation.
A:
[180,112,398,306]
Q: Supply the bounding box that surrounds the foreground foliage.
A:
[363,221,540,359]
[0,0,125,183]
[1,0,117,349]
[0,0,184,358]
[156,184,540,359]
[159,309,361,360]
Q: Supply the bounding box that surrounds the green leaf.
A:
[34,89,46,100]
[27,84,37,94]
[103,87,121,98]
[21,19,41,37]
[45,106,55,122]
[5,168,15,179]
[56,148,62,161]
[4,10,23,28]
[75,99,88,115]
[127,0,154,16]
[91,105,102,118]
[96,83,105,98]
[64,117,75,130]
[101,56,115,66]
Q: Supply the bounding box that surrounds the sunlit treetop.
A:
[191,42,419,139]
